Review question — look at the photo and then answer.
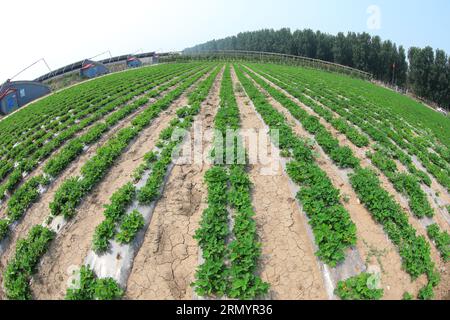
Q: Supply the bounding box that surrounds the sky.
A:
[1,0,449,82]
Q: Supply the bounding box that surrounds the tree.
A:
[408,47,435,98]
[430,49,449,106]
[183,28,448,109]
[396,46,408,88]
[332,32,353,66]
[352,33,372,72]
[316,31,334,62]
[369,36,382,79]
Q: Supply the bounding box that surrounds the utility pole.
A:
[89,50,113,62]
[392,62,396,87]
[9,58,52,81]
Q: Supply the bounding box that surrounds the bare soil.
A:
[0,76,196,300]
[0,71,211,300]
[0,74,186,216]
[242,67,428,299]
[1,64,448,301]
[250,69,450,299]
[231,68,327,300]
[125,69,224,300]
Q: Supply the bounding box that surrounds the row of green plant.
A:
[234,64,357,267]
[366,150,434,219]
[193,166,229,296]
[426,224,450,262]
[247,66,370,150]
[255,64,449,191]
[349,168,440,299]
[3,225,55,300]
[42,65,199,179]
[257,64,443,222]
[2,65,215,300]
[65,266,123,300]
[250,64,439,221]
[0,66,209,242]
[260,61,449,157]
[92,66,222,254]
[49,66,212,219]
[92,183,136,252]
[193,65,269,300]
[0,64,195,185]
[0,63,199,158]
[244,66,361,170]
[81,66,221,301]
[335,272,384,300]
[0,64,201,201]
[250,64,436,188]
[194,63,242,299]
[337,84,450,175]
[240,64,441,299]
[221,67,268,299]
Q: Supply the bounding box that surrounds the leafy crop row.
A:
[234,64,357,266]
[92,66,222,254]
[245,68,362,170]
[0,64,199,200]
[92,182,136,252]
[65,266,123,300]
[2,65,215,300]
[251,62,441,222]
[3,225,55,300]
[366,150,434,219]
[426,224,450,262]
[251,64,437,189]
[349,168,439,298]
[0,63,196,162]
[256,64,449,192]
[241,64,440,298]
[193,65,268,300]
[0,65,205,242]
[49,66,211,219]
[335,273,383,300]
[77,65,221,300]
[245,65,370,150]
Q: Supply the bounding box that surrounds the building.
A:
[80,59,109,79]
[0,80,51,115]
[152,53,159,64]
[127,56,142,68]
[138,52,157,65]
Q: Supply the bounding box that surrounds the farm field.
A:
[0,62,449,301]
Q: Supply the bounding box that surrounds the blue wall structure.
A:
[0,80,51,115]
[80,60,109,79]
[35,52,157,83]
[127,57,142,68]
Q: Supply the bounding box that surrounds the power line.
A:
[10,58,52,81]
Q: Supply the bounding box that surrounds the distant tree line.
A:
[184,28,450,110]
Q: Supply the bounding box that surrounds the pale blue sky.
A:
[1,0,449,82]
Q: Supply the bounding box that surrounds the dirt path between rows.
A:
[1,69,211,299]
[0,70,193,217]
[124,69,224,300]
[231,68,327,300]
[0,75,195,299]
[28,71,214,300]
[250,67,450,211]
[250,67,450,299]
[240,67,427,299]
[250,69,450,235]
[0,98,157,299]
